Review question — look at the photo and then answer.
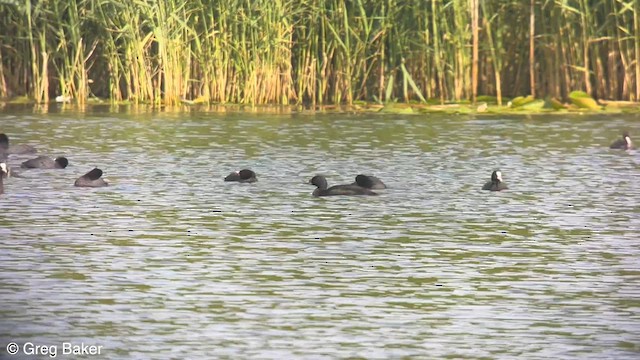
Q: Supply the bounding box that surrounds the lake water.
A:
[1,108,639,359]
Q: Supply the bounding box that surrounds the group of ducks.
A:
[0,131,634,197]
[310,170,501,195]
[223,131,632,196]
[222,168,387,196]
[0,133,108,194]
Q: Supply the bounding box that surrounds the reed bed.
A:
[0,0,637,105]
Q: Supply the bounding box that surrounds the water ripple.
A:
[0,112,639,359]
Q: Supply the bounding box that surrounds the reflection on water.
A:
[1,110,639,359]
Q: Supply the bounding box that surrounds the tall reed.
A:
[0,0,637,105]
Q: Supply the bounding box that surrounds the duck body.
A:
[353,174,386,189]
[0,133,37,154]
[609,132,633,150]
[21,156,69,169]
[482,170,508,191]
[224,169,257,183]
[310,175,378,197]
[75,168,108,187]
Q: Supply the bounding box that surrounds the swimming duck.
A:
[21,156,69,169]
[0,133,37,154]
[74,168,108,187]
[609,132,633,150]
[224,169,257,183]
[309,175,378,197]
[482,170,508,191]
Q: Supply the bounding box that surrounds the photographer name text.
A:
[6,341,103,357]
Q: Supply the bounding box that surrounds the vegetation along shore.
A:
[0,0,638,109]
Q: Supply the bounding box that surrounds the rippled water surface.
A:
[1,109,639,359]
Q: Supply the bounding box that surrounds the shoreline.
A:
[2,99,640,115]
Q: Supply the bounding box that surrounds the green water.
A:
[0,109,639,359]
